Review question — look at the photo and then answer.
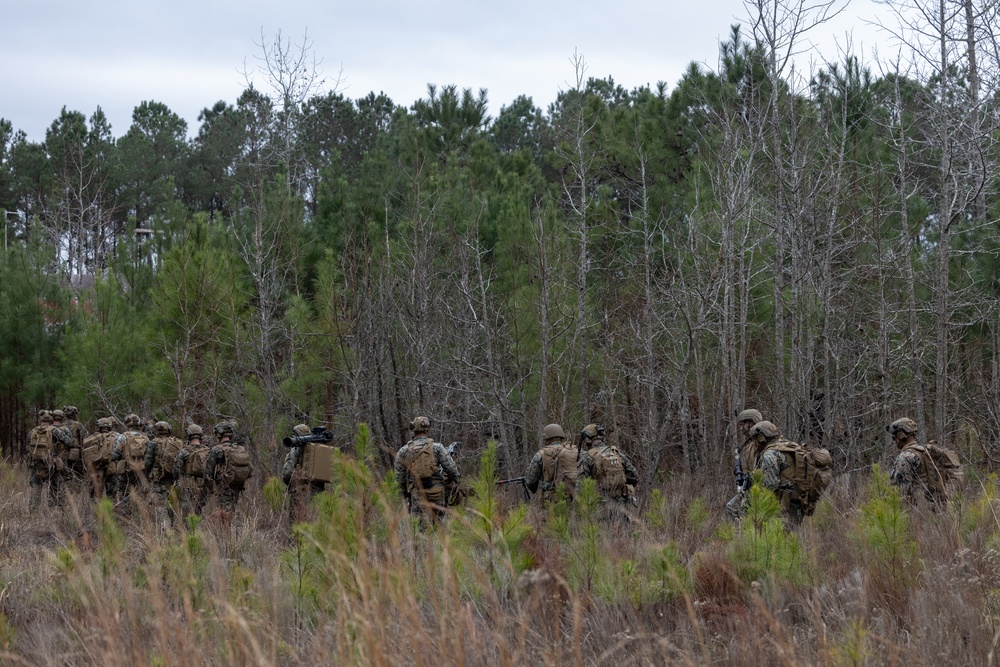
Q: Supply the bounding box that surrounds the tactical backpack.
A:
[218,445,252,490]
[184,446,209,478]
[403,438,439,491]
[29,425,56,462]
[591,445,628,498]
[123,431,148,475]
[81,432,113,472]
[153,436,184,482]
[540,444,580,500]
[763,440,833,516]
[904,442,963,500]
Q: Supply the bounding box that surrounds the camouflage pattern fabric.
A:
[204,445,246,515]
[62,418,90,491]
[578,441,639,503]
[393,437,460,520]
[27,423,73,511]
[725,444,804,524]
[283,445,326,523]
[890,448,927,503]
[173,446,209,518]
[525,443,580,503]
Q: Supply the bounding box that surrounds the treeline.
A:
[2,10,1000,481]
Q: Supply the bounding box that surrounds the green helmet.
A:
[749,420,781,441]
[97,417,114,432]
[736,409,762,425]
[542,423,565,441]
[411,416,431,434]
[63,405,79,419]
[214,421,234,438]
[292,423,311,436]
[887,418,918,436]
[185,423,203,440]
[124,413,142,429]
[154,421,172,437]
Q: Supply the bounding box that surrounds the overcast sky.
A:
[2,0,896,144]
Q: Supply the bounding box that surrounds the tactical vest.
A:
[151,436,183,482]
[64,420,85,461]
[903,442,963,500]
[217,444,252,490]
[590,444,628,498]
[540,443,579,500]
[184,446,209,478]
[402,438,439,492]
[761,439,833,516]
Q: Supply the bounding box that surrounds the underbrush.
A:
[0,441,997,665]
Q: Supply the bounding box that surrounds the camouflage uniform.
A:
[283,424,327,523]
[525,423,581,504]
[60,406,90,492]
[578,430,640,522]
[27,410,73,511]
[204,422,252,515]
[144,422,183,527]
[889,448,925,500]
[110,415,151,507]
[82,418,123,498]
[173,425,209,519]
[727,421,804,524]
[393,416,460,522]
[725,409,763,519]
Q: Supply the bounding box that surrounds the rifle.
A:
[445,441,459,456]
[734,440,751,493]
[497,476,531,501]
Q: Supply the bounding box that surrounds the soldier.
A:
[81,417,122,498]
[27,409,73,511]
[282,423,328,523]
[888,417,963,507]
[524,423,581,504]
[173,423,210,519]
[61,405,90,491]
[204,421,253,515]
[144,420,184,527]
[578,423,639,519]
[725,408,763,518]
[393,416,460,523]
[110,413,151,506]
[731,421,806,524]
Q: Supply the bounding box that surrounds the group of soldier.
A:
[724,409,963,525]
[393,416,640,523]
[26,407,254,524]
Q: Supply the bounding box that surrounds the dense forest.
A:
[2,2,1000,486]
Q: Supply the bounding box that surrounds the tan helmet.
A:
[185,423,203,440]
[736,409,762,425]
[51,409,65,423]
[38,410,53,424]
[97,417,114,432]
[411,416,431,434]
[63,405,79,419]
[749,420,781,441]
[542,423,565,441]
[887,418,918,436]
[292,423,311,436]
[154,421,172,437]
[124,413,142,429]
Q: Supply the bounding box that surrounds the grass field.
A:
[0,440,998,666]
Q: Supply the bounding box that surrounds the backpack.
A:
[302,443,335,484]
[591,444,628,498]
[764,440,833,516]
[29,425,56,462]
[541,444,580,500]
[82,432,113,471]
[184,446,209,478]
[154,436,184,481]
[123,431,148,474]
[904,442,963,500]
[403,438,439,489]
[218,444,252,490]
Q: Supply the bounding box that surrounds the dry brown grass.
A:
[0,455,997,666]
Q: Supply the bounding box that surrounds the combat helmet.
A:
[735,409,763,425]
[214,421,234,438]
[411,416,431,434]
[38,410,53,424]
[542,423,566,441]
[292,424,311,436]
[96,417,114,432]
[581,423,605,440]
[154,421,172,437]
[124,413,142,429]
[185,423,203,441]
[887,417,918,437]
[63,405,79,419]
[51,409,65,423]
[749,420,781,441]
